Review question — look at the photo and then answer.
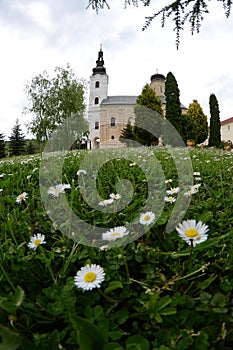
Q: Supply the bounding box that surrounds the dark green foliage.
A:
[24,64,87,142]
[26,141,37,155]
[164,72,182,140]
[0,132,6,158]
[180,114,198,143]
[133,84,163,146]
[119,123,137,147]
[186,100,208,144]
[8,119,26,156]
[1,148,233,348]
[209,94,221,147]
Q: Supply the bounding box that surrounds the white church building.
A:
[87,47,187,149]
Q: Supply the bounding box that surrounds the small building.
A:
[87,47,187,149]
[221,117,233,142]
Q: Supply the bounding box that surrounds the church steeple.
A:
[92,44,106,75]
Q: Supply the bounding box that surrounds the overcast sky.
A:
[0,0,232,138]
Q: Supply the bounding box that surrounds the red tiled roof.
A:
[221,117,233,125]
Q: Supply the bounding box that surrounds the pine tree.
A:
[0,133,6,158]
[119,123,136,147]
[186,100,208,144]
[26,141,36,155]
[209,94,221,147]
[9,119,26,156]
[180,114,198,143]
[164,72,182,137]
[133,84,163,146]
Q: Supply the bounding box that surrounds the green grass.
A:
[0,147,233,349]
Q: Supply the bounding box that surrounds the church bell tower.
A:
[87,45,108,148]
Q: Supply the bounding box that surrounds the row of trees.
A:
[0,65,89,159]
[0,119,38,158]
[120,71,221,148]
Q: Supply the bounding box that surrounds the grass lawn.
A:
[0,146,233,349]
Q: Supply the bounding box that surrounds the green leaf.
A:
[0,324,22,350]
[154,295,172,312]
[126,335,150,350]
[104,281,123,295]
[70,315,104,350]
[0,286,24,314]
[197,275,217,290]
[198,211,213,223]
[108,331,122,341]
[159,307,177,315]
[104,343,124,350]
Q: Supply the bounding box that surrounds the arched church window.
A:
[110,117,116,127]
[95,81,100,88]
[111,135,115,140]
[94,97,99,105]
[95,121,99,129]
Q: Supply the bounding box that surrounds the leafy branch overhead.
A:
[86,0,232,47]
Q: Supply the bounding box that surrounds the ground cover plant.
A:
[0,147,233,349]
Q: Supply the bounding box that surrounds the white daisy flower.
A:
[139,211,156,225]
[98,198,114,206]
[165,179,173,184]
[77,169,87,176]
[190,184,201,194]
[164,196,176,203]
[193,172,201,176]
[62,184,71,190]
[195,177,202,181]
[16,192,28,204]
[74,264,105,291]
[28,233,46,250]
[176,219,209,247]
[99,244,109,251]
[166,187,180,195]
[102,226,129,241]
[184,190,192,198]
[109,193,121,200]
[47,184,70,198]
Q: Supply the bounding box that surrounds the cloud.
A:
[0,0,233,138]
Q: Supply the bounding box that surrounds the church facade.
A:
[87,47,187,149]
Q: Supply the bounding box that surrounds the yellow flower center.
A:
[110,232,121,238]
[185,228,198,238]
[144,215,151,221]
[34,239,41,246]
[84,271,96,282]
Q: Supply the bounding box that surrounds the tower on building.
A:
[88,45,108,148]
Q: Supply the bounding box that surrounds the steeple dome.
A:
[92,45,106,75]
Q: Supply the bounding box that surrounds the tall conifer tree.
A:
[164,72,182,137]
[0,133,6,158]
[209,94,221,147]
[9,119,26,156]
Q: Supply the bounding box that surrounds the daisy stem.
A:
[98,289,119,303]
[39,247,57,283]
[179,239,194,276]
[59,242,79,278]
[119,248,130,281]
[170,240,194,282]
